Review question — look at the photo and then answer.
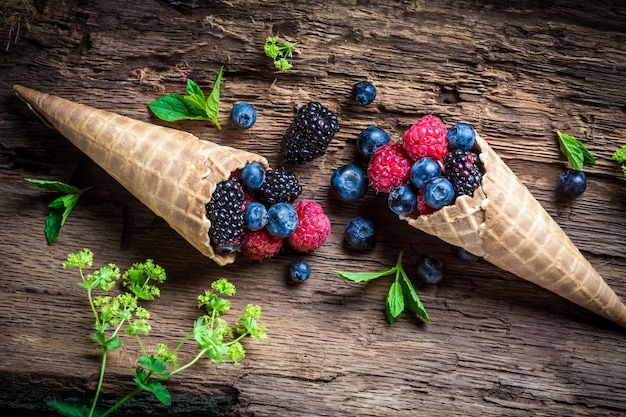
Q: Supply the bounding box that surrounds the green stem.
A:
[88,347,108,417]
[172,332,193,355]
[169,348,209,377]
[99,386,143,417]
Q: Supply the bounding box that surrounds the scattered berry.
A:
[240,228,284,260]
[239,162,266,190]
[281,102,340,164]
[352,81,377,105]
[345,217,377,250]
[367,142,412,193]
[287,200,331,251]
[331,164,368,202]
[415,255,445,284]
[258,168,302,206]
[417,190,437,215]
[423,177,455,210]
[558,169,587,197]
[266,202,299,238]
[454,246,481,262]
[205,178,245,254]
[356,126,390,159]
[387,183,418,216]
[244,201,269,231]
[410,157,442,189]
[444,149,483,197]
[230,102,257,129]
[403,114,448,161]
[447,122,476,151]
[288,259,311,282]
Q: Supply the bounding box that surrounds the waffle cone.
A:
[14,85,269,266]
[401,133,626,327]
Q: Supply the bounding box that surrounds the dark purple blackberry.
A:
[281,102,340,164]
[205,178,245,254]
[257,169,302,206]
[444,149,483,197]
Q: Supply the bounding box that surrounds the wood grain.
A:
[1,0,625,416]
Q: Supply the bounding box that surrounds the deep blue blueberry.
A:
[230,102,257,129]
[352,81,377,105]
[558,169,587,197]
[356,126,390,158]
[410,157,442,189]
[266,202,299,238]
[423,177,455,209]
[289,259,311,282]
[331,164,368,202]
[345,217,377,250]
[454,246,481,262]
[415,255,445,284]
[388,184,418,216]
[244,202,268,231]
[447,123,476,151]
[239,162,266,190]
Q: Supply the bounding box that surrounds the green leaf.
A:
[133,369,172,405]
[556,130,596,170]
[185,78,205,100]
[138,355,170,378]
[613,145,626,177]
[335,267,396,283]
[25,178,81,194]
[400,273,431,323]
[48,400,99,417]
[148,94,207,122]
[205,66,223,130]
[385,280,404,323]
[45,208,64,244]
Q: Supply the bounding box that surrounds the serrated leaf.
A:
[185,78,205,100]
[556,130,596,170]
[138,355,170,377]
[25,178,81,194]
[48,400,100,417]
[148,94,207,122]
[400,273,431,323]
[386,281,404,323]
[45,209,64,244]
[335,267,396,283]
[205,66,223,130]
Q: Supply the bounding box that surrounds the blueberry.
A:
[266,202,299,238]
[244,202,268,231]
[230,102,257,129]
[289,259,311,282]
[415,255,445,284]
[352,81,377,105]
[356,126,390,158]
[447,123,476,151]
[453,246,481,262]
[558,169,586,197]
[410,157,442,189]
[388,184,418,215]
[331,164,368,202]
[423,177,455,209]
[239,162,266,190]
[345,217,377,250]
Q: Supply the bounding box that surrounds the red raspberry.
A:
[367,142,412,193]
[403,115,448,161]
[242,190,256,212]
[287,200,331,251]
[417,190,438,215]
[240,228,284,260]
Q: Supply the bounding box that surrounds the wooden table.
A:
[1,1,625,416]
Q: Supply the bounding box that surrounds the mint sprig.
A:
[336,251,430,324]
[25,178,92,244]
[556,130,596,171]
[613,145,626,177]
[148,67,223,130]
[264,36,299,71]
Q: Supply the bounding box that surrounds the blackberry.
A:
[257,168,302,206]
[281,102,340,164]
[205,178,245,254]
[444,149,483,197]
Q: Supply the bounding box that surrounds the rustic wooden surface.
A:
[1,1,626,416]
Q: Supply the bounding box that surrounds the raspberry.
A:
[417,190,437,215]
[281,102,341,164]
[403,115,448,161]
[366,142,412,193]
[205,178,245,253]
[257,168,302,206]
[287,200,331,252]
[240,228,284,260]
[444,149,483,197]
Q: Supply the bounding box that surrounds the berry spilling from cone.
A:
[205,163,331,260]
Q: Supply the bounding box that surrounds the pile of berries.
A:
[366,115,484,216]
[205,162,331,260]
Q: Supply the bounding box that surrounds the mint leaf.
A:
[148,94,207,122]
[45,208,64,244]
[386,280,404,322]
[335,268,396,283]
[205,66,223,130]
[25,178,81,194]
[556,130,596,170]
[185,78,205,100]
[400,272,431,323]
